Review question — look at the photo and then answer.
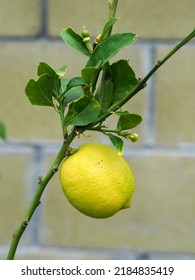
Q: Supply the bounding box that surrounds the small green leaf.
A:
[81,66,101,95]
[25,75,54,106]
[81,66,100,85]
[64,96,100,127]
[66,77,86,92]
[116,111,142,130]
[0,121,6,140]
[56,65,68,77]
[38,62,67,78]
[98,18,119,43]
[111,60,139,103]
[107,133,124,155]
[60,78,84,104]
[64,87,84,105]
[26,62,66,106]
[61,28,91,56]
[60,77,69,93]
[86,33,137,67]
[38,62,55,77]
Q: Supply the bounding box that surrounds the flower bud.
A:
[95,33,102,43]
[81,26,90,38]
[83,37,91,43]
[128,133,139,143]
[93,34,102,50]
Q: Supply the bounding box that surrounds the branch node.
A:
[38,176,42,183]
[63,132,68,140]
[53,166,59,174]
[22,220,29,228]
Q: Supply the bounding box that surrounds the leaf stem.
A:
[89,126,119,134]
[6,129,76,260]
[58,101,66,134]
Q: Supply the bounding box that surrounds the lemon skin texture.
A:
[60,142,135,219]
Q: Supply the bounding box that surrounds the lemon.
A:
[60,142,135,218]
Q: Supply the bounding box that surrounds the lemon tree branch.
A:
[89,28,195,128]
[6,129,76,260]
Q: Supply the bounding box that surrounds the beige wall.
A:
[0,0,195,259]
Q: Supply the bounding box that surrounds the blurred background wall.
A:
[0,0,195,259]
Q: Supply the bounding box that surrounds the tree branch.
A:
[89,28,195,127]
[6,129,76,260]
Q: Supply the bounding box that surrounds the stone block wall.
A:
[0,0,195,259]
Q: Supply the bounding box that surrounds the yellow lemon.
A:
[60,142,135,218]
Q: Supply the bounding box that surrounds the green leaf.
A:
[66,77,86,92]
[111,60,139,103]
[81,66,100,85]
[107,133,124,155]
[95,79,113,112]
[37,62,55,77]
[98,18,119,43]
[64,87,84,105]
[61,28,91,56]
[56,65,68,77]
[86,33,137,67]
[60,77,69,93]
[116,111,142,130]
[37,62,67,77]
[95,63,113,112]
[25,75,54,106]
[0,121,6,140]
[64,96,100,127]
[60,78,84,104]
[26,62,66,106]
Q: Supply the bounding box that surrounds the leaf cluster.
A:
[25,18,142,153]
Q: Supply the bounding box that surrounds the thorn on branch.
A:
[22,220,29,228]
[53,166,59,174]
[65,146,76,157]
[63,132,68,140]
[38,176,42,183]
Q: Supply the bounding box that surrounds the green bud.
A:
[83,37,91,43]
[128,133,139,143]
[81,26,90,38]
